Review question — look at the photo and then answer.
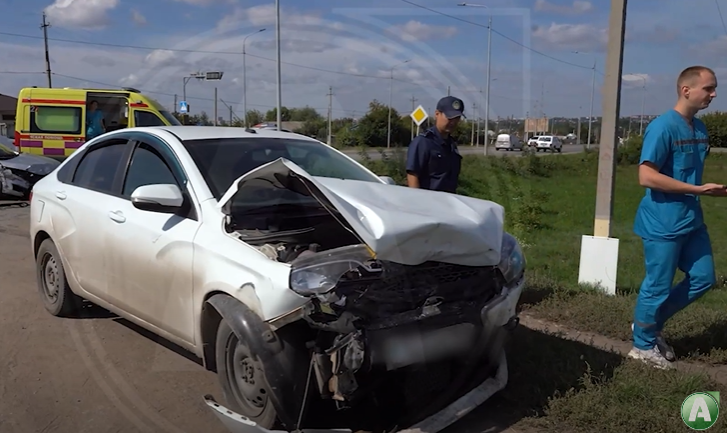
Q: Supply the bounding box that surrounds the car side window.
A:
[71,141,128,194]
[122,141,178,197]
[134,111,166,127]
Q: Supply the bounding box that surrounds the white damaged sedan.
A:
[29,126,525,433]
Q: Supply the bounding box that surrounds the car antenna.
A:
[245,127,257,133]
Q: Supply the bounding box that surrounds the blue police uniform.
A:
[632,109,716,351]
[405,127,462,193]
[405,95,465,193]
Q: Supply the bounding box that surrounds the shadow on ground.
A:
[441,326,624,433]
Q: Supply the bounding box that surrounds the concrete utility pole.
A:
[242,28,266,127]
[41,12,52,87]
[387,59,410,148]
[275,0,282,131]
[483,15,492,155]
[327,86,333,145]
[578,0,627,296]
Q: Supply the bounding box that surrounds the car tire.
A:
[36,238,82,317]
[215,319,278,429]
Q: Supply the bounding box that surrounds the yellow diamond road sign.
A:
[410,105,428,126]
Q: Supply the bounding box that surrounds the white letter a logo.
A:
[689,397,712,422]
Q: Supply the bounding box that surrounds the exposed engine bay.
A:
[224,197,517,430]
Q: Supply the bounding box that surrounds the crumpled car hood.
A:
[218,158,505,267]
[0,153,60,175]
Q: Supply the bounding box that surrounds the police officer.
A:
[405,96,465,193]
[630,65,727,370]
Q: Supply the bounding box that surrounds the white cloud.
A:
[131,9,146,26]
[44,0,119,30]
[532,23,607,52]
[171,0,234,5]
[217,4,321,31]
[390,20,457,42]
[622,73,650,88]
[534,0,593,14]
[0,8,615,120]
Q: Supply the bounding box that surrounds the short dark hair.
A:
[677,66,715,91]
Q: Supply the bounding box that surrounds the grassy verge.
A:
[359,149,727,432]
[452,326,727,433]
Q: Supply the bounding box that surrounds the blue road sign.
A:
[179,101,189,113]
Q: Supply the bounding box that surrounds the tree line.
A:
[173,104,727,148]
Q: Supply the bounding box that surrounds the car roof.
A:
[130,126,320,142]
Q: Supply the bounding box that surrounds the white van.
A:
[495,133,524,151]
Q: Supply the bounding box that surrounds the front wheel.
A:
[36,238,82,317]
[215,319,278,429]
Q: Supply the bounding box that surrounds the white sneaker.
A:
[628,346,674,370]
[631,323,676,362]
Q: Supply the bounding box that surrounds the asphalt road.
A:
[0,204,227,433]
[343,144,590,160]
[0,203,529,433]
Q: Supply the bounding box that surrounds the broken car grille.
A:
[335,261,503,327]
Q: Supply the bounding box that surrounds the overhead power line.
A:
[0,30,429,84]
[398,0,604,73]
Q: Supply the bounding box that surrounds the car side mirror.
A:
[379,176,396,185]
[131,184,184,213]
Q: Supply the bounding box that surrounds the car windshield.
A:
[146,97,182,126]
[0,141,17,158]
[181,137,381,200]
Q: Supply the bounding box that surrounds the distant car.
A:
[0,140,59,199]
[30,126,525,433]
[535,135,562,153]
[527,136,539,148]
[495,133,524,151]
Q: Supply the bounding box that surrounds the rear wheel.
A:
[215,319,278,429]
[36,239,81,317]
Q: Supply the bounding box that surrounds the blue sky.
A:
[2,0,727,121]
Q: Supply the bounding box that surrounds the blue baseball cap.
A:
[436,96,466,119]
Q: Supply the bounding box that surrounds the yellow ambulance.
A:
[14,86,181,157]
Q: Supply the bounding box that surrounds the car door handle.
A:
[55,191,67,200]
[108,211,126,223]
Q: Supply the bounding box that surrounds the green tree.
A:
[354,100,410,147]
[264,107,291,122]
[700,111,727,147]
[289,106,322,122]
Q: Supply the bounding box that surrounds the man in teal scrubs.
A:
[631,65,727,369]
[86,100,105,140]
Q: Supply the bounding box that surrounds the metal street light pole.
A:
[640,77,646,135]
[388,59,410,148]
[458,3,491,155]
[242,28,266,127]
[573,51,597,149]
[588,59,596,148]
[275,0,282,131]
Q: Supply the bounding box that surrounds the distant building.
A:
[0,93,17,137]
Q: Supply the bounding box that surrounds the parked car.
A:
[535,135,562,152]
[29,126,525,433]
[0,139,60,199]
[494,133,524,151]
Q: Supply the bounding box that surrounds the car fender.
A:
[205,293,310,430]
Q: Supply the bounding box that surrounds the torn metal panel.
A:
[218,157,505,267]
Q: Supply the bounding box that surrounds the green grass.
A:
[491,327,727,433]
[360,149,727,432]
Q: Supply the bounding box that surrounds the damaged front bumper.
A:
[204,276,524,433]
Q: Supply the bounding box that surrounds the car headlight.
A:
[289,244,377,296]
[498,232,525,285]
